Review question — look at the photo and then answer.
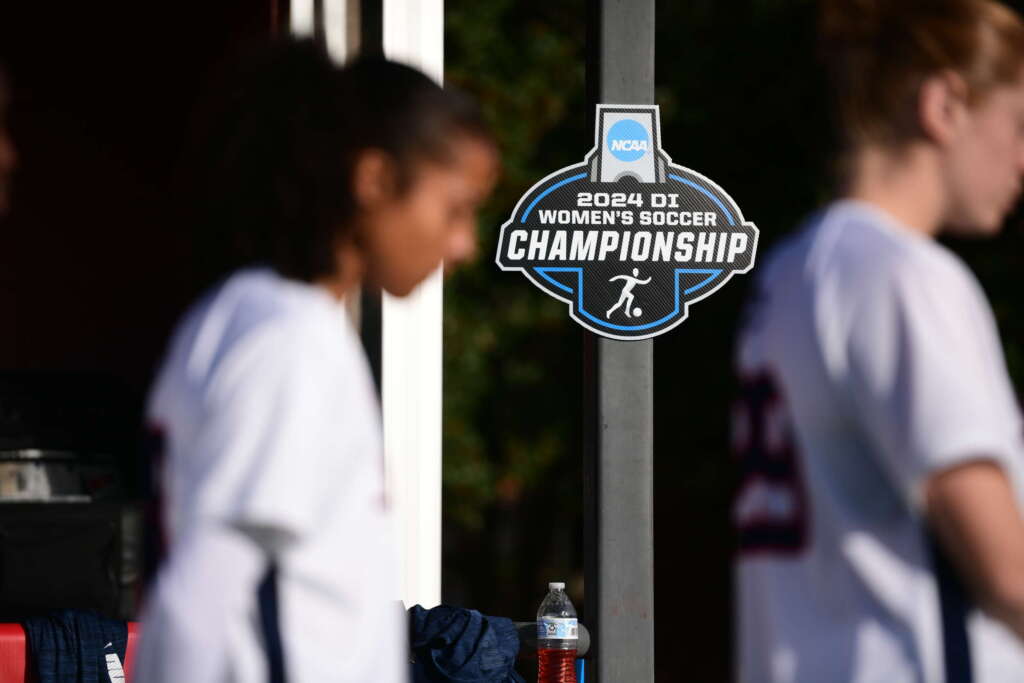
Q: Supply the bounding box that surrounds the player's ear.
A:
[919,70,969,147]
[351,149,398,210]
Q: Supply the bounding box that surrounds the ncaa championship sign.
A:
[496,105,759,340]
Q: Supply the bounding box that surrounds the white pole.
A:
[292,0,351,63]
[382,0,445,610]
[289,0,315,40]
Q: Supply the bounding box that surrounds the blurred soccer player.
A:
[134,41,497,683]
[0,66,16,217]
[733,1,1024,681]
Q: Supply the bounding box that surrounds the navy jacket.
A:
[409,604,526,683]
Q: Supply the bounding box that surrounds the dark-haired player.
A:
[135,41,498,683]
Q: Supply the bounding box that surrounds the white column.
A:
[290,0,315,38]
[382,0,444,610]
[291,0,353,62]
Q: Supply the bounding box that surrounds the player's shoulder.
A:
[766,199,976,296]
[169,268,355,387]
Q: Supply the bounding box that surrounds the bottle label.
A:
[537,617,578,640]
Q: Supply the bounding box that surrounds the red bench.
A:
[0,622,138,683]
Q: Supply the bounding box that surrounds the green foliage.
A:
[443,0,587,611]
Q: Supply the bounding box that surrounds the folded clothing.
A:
[409,604,525,683]
[23,609,127,683]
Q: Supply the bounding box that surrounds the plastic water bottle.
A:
[537,581,578,683]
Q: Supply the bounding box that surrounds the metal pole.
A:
[584,1,656,681]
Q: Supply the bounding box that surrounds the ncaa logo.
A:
[606,119,649,162]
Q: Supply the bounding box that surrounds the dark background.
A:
[0,1,280,393]
[2,1,1024,681]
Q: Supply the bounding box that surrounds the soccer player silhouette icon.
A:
[606,268,651,319]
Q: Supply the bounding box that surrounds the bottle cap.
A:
[548,581,565,590]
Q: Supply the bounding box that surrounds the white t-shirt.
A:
[135,268,406,683]
[733,200,1024,682]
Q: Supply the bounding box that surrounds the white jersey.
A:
[135,268,406,683]
[734,199,1024,683]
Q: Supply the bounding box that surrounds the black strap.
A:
[257,563,287,683]
[928,534,973,682]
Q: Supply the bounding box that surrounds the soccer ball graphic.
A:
[632,307,642,317]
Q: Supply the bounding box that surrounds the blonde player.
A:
[733,1,1024,681]
[135,42,497,683]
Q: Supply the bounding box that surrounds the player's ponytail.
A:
[819,0,1024,151]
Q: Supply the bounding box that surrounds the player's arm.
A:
[926,460,1024,641]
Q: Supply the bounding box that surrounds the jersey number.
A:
[732,371,808,555]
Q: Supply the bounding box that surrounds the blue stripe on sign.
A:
[258,562,288,683]
[521,173,588,223]
[535,267,575,294]
[929,534,973,682]
[667,174,735,226]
